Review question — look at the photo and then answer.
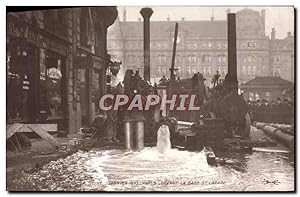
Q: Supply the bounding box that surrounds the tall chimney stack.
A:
[227,13,238,91]
[140,8,153,82]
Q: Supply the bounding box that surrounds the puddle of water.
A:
[84,147,294,191]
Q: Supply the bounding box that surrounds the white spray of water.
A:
[156,124,171,155]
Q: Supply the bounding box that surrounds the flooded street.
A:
[10,146,294,191]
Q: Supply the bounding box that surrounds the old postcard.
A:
[6,6,295,192]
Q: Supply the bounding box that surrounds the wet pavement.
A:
[7,145,294,191]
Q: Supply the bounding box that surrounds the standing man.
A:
[106,106,119,142]
[212,70,221,87]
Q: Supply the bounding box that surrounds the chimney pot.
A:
[167,15,170,21]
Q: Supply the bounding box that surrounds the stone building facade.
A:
[107,8,294,85]
[6,7,118,134]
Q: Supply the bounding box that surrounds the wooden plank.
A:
[6,123,24,140]
[28,125,60,149]
[253,147,290,153]
[7,124,57,133]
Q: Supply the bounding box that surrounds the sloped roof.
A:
[119,20,227,38]
[241,76,293,86]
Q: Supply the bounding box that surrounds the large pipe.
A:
[124,121,133,149]
[227,13,238,91]
[254,121,294,150]
[135,121,145,150]
[140,8,153,82]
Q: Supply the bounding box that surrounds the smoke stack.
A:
[123,8,127,22]
[227,13,238,91]
[181,17,185,21]
[140,8,153,82]
[271,27,276,40]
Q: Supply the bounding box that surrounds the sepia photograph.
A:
[5,5,295,192]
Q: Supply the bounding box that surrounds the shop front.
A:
[76,48,108,127]
[7,14,71,130]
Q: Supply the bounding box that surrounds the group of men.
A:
[247,98,294,124]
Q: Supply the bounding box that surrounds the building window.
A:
[192,66,196,74]
[222,66,226,75]
[208,42,213,48]
[274,55,281,62]
[241,42,247,48]
[187,41,196,49]
[245,55,256,63]
[207,67,212,76]
[247,66,252,76]
[176,66,181,75]
[176,56,182,64]
[197,56,202,63]
[157,43,161,49]
[203,67,206,75]
[187,67,191,76]
[266,92,271,101]
[222,56,226,63]
[188,55,196,63]
[158,56,167,64]
[161,67,167,75]
[247,41,257,48]
[157,67,161,76]
[262,66,266,73]
[217,56,226,64]
[253,65,257,76]
[203,55,212,63]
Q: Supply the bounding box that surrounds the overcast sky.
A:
[117,6,294,39]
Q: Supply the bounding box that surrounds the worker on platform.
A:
[212,70,221,87]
